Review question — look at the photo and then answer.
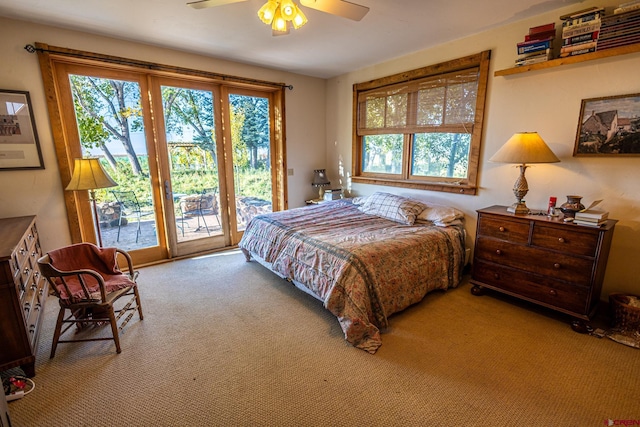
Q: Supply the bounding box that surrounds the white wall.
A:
[0,17,326,253]
[327,0,640,297]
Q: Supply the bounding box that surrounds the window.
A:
[352,51,491,194]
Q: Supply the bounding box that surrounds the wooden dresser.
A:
[470,205,617,330]
[0,216,48,377]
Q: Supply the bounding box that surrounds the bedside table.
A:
[470,205,617,332]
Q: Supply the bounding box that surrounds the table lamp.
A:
[311,169,330,199]
[65,157,117,247]
[489,132,560,214]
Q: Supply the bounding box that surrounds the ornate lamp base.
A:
[507,201,529,215]
[507,164,530,215]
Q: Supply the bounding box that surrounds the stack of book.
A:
[560,7,604,57]
[515,23,556,66]
[614,0,640,14]
[574,209,609,227]
[598,3,640,51]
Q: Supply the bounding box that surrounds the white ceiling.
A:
[0,0,584,78]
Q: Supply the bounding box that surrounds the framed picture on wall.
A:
[574,93,640,157]
[0,89,44,170]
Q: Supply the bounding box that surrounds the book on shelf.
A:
[515,52,553,66]
[560,40,598,53]
[559,46,597,57]
[559,6,605,21]
[563,31,600,45]
[599,26,640,40]
[529,22,556,34]
[562,11,605,27]
[525,29,557,41]
[598,34,640,49]
[615,3,640,14]
[517,37,554,54]
[562,22,602,39]
[618,0,640,8]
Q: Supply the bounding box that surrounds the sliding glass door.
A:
[57,64,167,264]
[42,47,287,264]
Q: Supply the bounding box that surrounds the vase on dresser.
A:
[559,195,586,218]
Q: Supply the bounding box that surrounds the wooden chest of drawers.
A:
[470,206,617,329]
[0,216,48,377]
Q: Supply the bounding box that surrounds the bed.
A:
[238,192,467,353]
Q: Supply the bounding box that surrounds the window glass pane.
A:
[161,85,221,243]
[412,132,470,178]
[386,93,407,127]
[69,74,158,251]
[417,86,445,126]
[228,94,273,231]
[445,81,478,124]
[362,134,403,174]
[365,97,385,128]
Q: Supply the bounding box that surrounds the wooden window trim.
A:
[352,50,491,195]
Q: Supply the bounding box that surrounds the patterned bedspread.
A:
[238,199,466,353]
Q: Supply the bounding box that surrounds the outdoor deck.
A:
[100,212,223,251]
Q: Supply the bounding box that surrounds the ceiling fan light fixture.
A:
[291,5,308,28]
[271,7,288,32]
[258,0,279,24]
[280,0,297,20]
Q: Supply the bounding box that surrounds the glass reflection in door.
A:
[161,86,221,243]
[69,74,158,252]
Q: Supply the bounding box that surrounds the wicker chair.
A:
[37,243,143,358]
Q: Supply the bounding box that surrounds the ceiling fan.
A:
[187,0,370,34]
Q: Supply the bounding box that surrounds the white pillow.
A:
[358,192,427,225]
[416,205,464,225]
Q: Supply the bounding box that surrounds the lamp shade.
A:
[311,169,330,187]
[489,132,560,164]
[65,157,117,191]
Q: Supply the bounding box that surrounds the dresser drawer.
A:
[473,260,589,313]
[531,224,598,257]
[477,215,530,243]
[0,215,46,377]
[475,236,594,284]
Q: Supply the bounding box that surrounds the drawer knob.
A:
[554,263,561,269]
[558,237,565,243]
[498,226,505,232]
[549,289,557,296]
[495,249,502,255]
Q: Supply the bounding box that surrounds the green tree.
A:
[162,87,217,166]
[70,75,145,175]
[229,95,270,169]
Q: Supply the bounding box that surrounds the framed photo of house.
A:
[0,89,44,170]
[574,93,640,156]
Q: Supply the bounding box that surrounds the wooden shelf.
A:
[494,42,640,77]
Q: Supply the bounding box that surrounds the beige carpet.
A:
[6,249,640,426]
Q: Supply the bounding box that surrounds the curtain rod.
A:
[25,44,294,90]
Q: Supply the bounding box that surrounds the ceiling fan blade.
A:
[300,0,369,21]
[187,0,248,10]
